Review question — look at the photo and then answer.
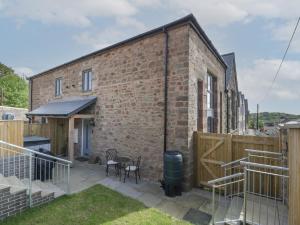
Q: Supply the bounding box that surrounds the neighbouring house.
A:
[238,92,249,134]
[27,14,226,190]
[244,98,249,129]
[0,106,28,120]
[222,52,239,133]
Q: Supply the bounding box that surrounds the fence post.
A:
[67,163,71,195]
[29,152,32,207]
[284,123,300,225]
[212,185,215,225]
[243,166,247,225]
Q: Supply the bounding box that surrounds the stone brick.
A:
[30,22,226,190]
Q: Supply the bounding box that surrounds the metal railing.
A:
[0,140,72,207]
[241,161,289,225]
[208,173,245,224]
[222,157,248,198]
[209,149,289,225]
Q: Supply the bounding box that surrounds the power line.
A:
[260,16,300,103]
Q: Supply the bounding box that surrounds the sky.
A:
[0,0,300,114]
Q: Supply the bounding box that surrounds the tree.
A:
[248,118,264,129]
[0,63,28,108]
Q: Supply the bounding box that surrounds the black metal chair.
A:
[105,149,118,176]
[124,156,141,184]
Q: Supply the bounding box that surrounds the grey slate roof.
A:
[222,52,235,88]
[27,96,97,117]
[28,14,226,80]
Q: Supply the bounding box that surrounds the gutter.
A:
[226,89,229,133]
[28,14,226,81]
[163,28,169,153]
[29,79,33,111]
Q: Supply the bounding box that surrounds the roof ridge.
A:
[29,14,226,80]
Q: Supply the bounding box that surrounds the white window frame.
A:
[82,69,92,92]
[207,73,214,133]
[55,78,62,96]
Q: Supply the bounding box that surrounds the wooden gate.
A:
[194,132,232,187]
[194,132,280,187]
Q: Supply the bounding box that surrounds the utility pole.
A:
[256,104,259,131]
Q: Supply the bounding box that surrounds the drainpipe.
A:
[29,79,33,111]
[163,28,169,152]
[225,89,229,133]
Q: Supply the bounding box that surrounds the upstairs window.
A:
[55,78,62,96]
[82,69,92,92]
[207,73,215,133]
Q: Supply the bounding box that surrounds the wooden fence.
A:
[24,120,68,156]
[24,122,50,138]
[0,120,24,146]
[194,132,280,187]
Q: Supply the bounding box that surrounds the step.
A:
[34,180,65,198]
[0,174,26,194]
[0,174,10,192]
[241,194,288,225]
[213,199,231,224]
[21,179,54,198]
[224,196,244,225]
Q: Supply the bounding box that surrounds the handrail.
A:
[244,149,283,156]
[0,140,72,164]
[208,172,244,185]
[221,157,248,168]
[240,161,289,171]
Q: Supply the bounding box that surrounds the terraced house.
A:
[27,14,226,190]
[222,52,239,133]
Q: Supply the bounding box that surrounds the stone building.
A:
[0,106,28,120]
[27,14,226,190]
[238,92,247,134]
[222,52,239,133]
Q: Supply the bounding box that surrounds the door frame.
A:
[81,119,92,157]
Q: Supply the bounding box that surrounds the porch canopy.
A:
[27,96,97,162]
[27,96,97,118]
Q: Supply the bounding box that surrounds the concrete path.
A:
[69,160,213,221]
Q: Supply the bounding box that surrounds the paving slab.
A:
[98,178,122,190]
[137,192,163,207]
[115,184,143,199]
[157,199,190,219]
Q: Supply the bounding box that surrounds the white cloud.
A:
[271,19,300,53]
[116,16,146,31]
[0,0,138,27]
[73,29,125,50]
[2,0,300,28]
[167,0,300,26]
[239,59,300,103]
[13,67,34,78]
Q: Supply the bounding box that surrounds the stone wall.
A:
[187,27,226,188]
[30,23,226,189]
[31,28,168,181]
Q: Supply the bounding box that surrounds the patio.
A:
[68,160,215,221]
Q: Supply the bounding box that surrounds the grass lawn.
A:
[3,185,190,225]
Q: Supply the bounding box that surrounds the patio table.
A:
[116,156,131,181]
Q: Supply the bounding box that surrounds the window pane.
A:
[207,76,211,91]
[88,71,92,90]
[55,79,61,96]
[84,73,88,91]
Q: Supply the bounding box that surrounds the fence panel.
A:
[0,120,24,146]
[24,122,50,138]
[194,131,280,188]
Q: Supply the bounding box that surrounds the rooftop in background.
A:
[27,96,97,117]
[28,14,226,80]
[222,52,236,88]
